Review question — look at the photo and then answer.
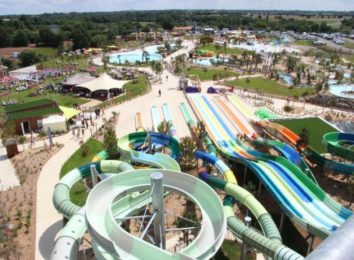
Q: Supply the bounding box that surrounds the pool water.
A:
[193,57,229,66]
[329,85,354,99]
[279,73,294,86]
[109,45,163,64]
[229,43,299,54]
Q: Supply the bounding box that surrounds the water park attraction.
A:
[51,96,354,259]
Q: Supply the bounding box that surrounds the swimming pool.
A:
[229,43,299,54]
[192,57,229,66]
[109,45,163,64]
[329,84,354,99]
[279,73,294,86]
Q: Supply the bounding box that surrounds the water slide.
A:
[257,121,354,175]
[181,101,304,259]
[217,96,316,182]
[151,105,161,131]
[162,103,179,141]
[323,132,354,161]
[135,112,144,132]
[229,94,254,120]
[118,131,181,171]
[188,94,352,238]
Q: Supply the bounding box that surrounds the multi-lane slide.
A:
[217,96,316,182]
[257,120,354,175]
[188,94,351,238]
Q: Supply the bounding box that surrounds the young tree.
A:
[103,125,119,159]
[157,120,172,135]
[18,51,41,67]
[296,127,310,151]
[286,56,299,73]
[179,136,197,171]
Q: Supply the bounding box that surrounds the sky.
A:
[0,0,353,15]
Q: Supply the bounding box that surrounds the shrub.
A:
[81,144,89,157]
[245,77,251,83]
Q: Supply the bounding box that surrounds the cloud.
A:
[0,0,353,15]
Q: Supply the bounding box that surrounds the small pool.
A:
[109,45,163,64]
[280,73,294,86]
[192,57,229,66]
[329,84,354,99]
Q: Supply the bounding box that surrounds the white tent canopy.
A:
[77,73,130,93]
[42,115,67,133]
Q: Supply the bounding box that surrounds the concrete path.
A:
[0,143,19,191]
[35,41,196,259]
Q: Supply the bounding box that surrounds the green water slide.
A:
[323,132,354,161]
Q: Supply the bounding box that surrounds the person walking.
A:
[158,89,161,97]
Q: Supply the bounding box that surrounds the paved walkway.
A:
[35,41,196,259]
[0,143,19,191]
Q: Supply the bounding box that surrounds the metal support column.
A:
[240,216,252,260]
[151,172,166,249]
[279,211,285,233]
[90,165,98,187]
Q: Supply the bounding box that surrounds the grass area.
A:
[184,67,237,81]
[197,44,243,55]
[96,76,149,108]
[60,138,104,206]
[227,77,314,97]
[212,240,254,260]
[294,40,314,47]
[42,57,88,69]
[274,117,337,153]
[32,47,58,59]
[1,88,87,107]
[343,41,354,50]
[342,54,354,64]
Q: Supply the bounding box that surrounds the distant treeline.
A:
[0,10,353,49]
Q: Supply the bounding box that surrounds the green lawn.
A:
[197,44,243,55]
[294,40,314,47]
[274,118,337,153]
[212,240,255,260]
[60,138,104,206]
[42,56,88,69]
[227,77,314,97]
[1,88,87,108]
[32,47,58,59]
[343,41,354,50]
[184,67,237,81]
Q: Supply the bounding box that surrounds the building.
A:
[172,26,193,35]
[202,28,215,35]
[0,65,8,78]
[5,99,63,135]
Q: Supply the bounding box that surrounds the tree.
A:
[103,125,119,159]
[151,61,163,76]
[72,28,91,49]
[157,120,172,135]
[18,51,41,67]
[161,18,175,30]
[179,136,197,171]
[196,121,207,150]
[296,127,310,151]
[286,56,299,73]
[175,39,182,49]
[38,27,64,47]
[0,27,12,47]
[12,30,29,47]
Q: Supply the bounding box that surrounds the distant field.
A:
[197,44,243,55]
[294,40,314,47]
[274,117,337,153]
[343,41,354,50]
[266,14,345,28]
[227,77,314,97]
[0,47,57,58]
[184,67,237,81]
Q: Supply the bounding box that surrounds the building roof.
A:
[77,73,130,92]
[5,99,57,113]
[62,73,96,86]
[7,107,62,120]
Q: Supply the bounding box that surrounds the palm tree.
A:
[179,136,197,171]
[255,54,262,69]
[102,54,109,71]
[196,121,207,150]
[157,120,172,135]
[296,127,310,152]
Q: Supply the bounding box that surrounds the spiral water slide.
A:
[188,94,351,239]
[52,130,228,259]
[256,121,354,175]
